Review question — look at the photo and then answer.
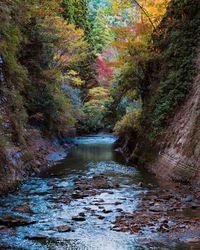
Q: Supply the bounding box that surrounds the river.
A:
[0,134,198,249]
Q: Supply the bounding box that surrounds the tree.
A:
[62,0,91,36]
[61,0,75,24]
[20,0,89,135]
[90,10,112,55]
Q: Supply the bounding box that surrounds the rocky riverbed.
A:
[0,134,199,249]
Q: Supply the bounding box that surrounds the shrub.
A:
[114,110,141,136]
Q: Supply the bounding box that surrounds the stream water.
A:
[0,134,197,249]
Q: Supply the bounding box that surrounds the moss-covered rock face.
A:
[132,0,200,183]
[145,0,200,138]
[0,1,29,145]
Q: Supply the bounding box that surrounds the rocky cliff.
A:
[148,50,200,184]
[127,0,200,186]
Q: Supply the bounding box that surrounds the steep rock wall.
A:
[148,51,200,184]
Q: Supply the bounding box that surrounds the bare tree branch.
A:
[130,0,157,32]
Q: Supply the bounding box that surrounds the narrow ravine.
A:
[0,135,199,250]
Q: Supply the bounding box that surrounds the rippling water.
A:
[0,134,193,250]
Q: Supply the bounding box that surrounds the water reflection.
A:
[42,135,121,178]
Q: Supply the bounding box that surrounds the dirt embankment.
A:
[148,50,200,186]
[0,129,72,196]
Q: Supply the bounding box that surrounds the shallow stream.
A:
[0,134,197,249]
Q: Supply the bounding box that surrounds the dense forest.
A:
[0,0,199,182]
[0,0,200,248]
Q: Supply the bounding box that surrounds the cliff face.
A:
[128,0,200,186]
[148,51,200,184]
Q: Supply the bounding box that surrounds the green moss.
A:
[147,0,200,137]
[0,1,29,144]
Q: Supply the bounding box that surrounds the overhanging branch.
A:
[130,0,157,33]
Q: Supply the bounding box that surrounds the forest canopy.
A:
[1,0,196,145]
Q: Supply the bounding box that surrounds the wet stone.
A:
[159,223,169,232]
[94,199,104,203]
[55,225,71,232]
[182,195,194,202]
[116,208,123,212]
[102,209,112,214]
[78,212,85,217]
[71,193,88,199]
[47,204,60,209]
[138,182,144,187]
[25,235,47,240]
[185,238,200,243]
[74,176,113,191]
[62,198,71,204]
[98,206,104,209]
[13,204,33,214]
[149,204,163,212]
[0,215,36,227]
[83,207,92,211]
[98,215,105,220]
[190,203,200,209]
[115,202,122,205]
[0,225,6,231]
[72,216,86,222]
[112,226,122,232]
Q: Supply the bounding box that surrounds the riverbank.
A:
[113,183,200,245]
[115,138,200,195]
[113,141,200,246]
[0,129,73,196]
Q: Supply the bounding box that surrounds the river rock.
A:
[55,225,71,232]
[71,193,88,199]
[182,195,194,202]
[190,202,200,209]
[94,199,104,203]
[149,204,163,212]
[78,212,85,217]
[116,208,123,212]
[25,235,47,240]
[161,194,174,201]
[72,216,86,221]
[0,215,36,227]
[138,182,144,187]
[83,207,92,211]
[98,215,105,220]
[13,204,33,214]
[185,238,200,243]
[74,176,113,191]
[112,226,122,232]
[102,209,112,214]
[159,223,169,232]
[62,198,71,204]
[0,225,7,231]
[115,202,122,205]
